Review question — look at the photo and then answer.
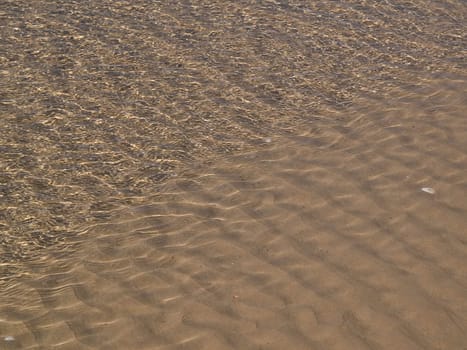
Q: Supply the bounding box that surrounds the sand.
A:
[1,77,466,349]
[0,1,466,349]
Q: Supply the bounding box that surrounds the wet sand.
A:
[1,1,467,349]
[1,77,466,349]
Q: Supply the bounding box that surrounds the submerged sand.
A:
[0,1,466,349]
[1,78,466,349]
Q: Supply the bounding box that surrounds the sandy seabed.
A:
[1,1,466,349]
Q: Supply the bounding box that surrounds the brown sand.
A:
[1,78,466,349]
[1,1,467,349]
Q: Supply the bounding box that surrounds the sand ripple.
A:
[1,78,466,349]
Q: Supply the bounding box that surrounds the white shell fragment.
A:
[4,336,15,342]
[421,187,435,194]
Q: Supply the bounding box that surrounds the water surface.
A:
[0,1,466,349]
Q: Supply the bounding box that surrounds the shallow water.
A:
[1,1,466,349]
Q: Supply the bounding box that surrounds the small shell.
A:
[4,336,15,342]
[421,187,435,194]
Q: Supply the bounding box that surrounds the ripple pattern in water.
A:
[1,78,466,349]
[0,1,466,349]
[0,0,465,268]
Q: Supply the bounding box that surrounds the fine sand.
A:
[1,78,466,349]
[1,1,466,349]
